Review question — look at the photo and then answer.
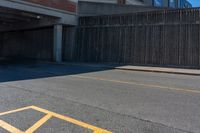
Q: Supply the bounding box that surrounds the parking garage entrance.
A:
[0,7,63,62]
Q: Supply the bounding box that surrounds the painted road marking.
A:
[0,106,31,117]
[71,75,200,94]
[0,120,23,133]
[25,114,52,133]
[0,106,112,133]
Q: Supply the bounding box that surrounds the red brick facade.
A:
[117,0,126,4]
[23,0,76,12]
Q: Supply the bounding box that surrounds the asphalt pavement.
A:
[0,61,199,133]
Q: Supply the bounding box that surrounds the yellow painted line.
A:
[0,106,112,133]
[0,120,24,133]
[0,106,32,116]
[94,130,105,133]
[31,106,112,133]
[71,75,200,94]
[25,114,52,133]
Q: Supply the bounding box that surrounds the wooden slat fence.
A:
[76,8,200,68]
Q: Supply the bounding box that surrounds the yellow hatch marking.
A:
[0,106,32,116]
[0,106,112,133]
[0,120,23,133]
[31,106,112,133]
[25,114,52,133]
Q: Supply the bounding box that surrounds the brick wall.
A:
[117,0,126,4]
[23,0,76,12]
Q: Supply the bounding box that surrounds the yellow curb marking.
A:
[0,106,112,133]
[71,75,200,94]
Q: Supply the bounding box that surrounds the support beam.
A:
[53,24,63,62]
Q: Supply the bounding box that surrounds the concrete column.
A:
[53,24,63,62]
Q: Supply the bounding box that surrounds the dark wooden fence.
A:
[76,8,200,68]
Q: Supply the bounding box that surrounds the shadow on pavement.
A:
[0,58,116,83]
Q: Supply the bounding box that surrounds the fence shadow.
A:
[0,59,116,83]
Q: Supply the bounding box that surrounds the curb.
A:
[37,61,200,76]
[114,67,200,76]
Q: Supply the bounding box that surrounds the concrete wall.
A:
[79,0,147,5]
[143,0,153,6]
[78,0,172,7]
[78,1,164,16]
[79,0,118,4]
[126,0,144,5]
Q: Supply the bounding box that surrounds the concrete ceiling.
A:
[0,7,58,32]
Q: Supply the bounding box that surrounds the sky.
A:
[188,0,200,7]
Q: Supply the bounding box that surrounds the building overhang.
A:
[0,0,77,26]
[0,6,61,32]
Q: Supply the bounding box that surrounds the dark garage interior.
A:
[0,7,59,61]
